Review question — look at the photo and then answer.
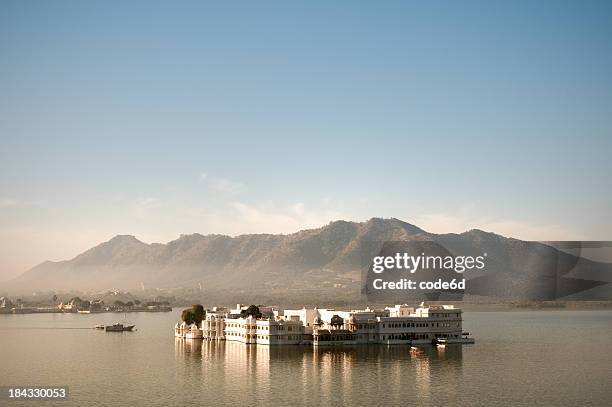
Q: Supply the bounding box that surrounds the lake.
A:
[1,310,611,406]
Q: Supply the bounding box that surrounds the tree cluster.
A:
[181,304,205,325]
[240,305,262,319]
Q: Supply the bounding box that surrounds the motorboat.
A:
[105,323,135,332]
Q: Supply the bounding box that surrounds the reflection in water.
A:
[3,311,610,406]
[174,338,203,383]
[174,337,202,357]
[174,340,463,405]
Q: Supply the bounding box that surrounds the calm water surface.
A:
[1,310,611,406]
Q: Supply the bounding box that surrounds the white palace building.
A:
[175,303,474,346]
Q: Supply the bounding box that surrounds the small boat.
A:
[410,346,424,355]
[94,324,105,330]
[104,323,135,332]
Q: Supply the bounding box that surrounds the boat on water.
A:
[104,323,135,332]
[94,324,105,330]
[409,346,424,356]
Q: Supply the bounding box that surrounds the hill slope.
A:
[6,218,612,300]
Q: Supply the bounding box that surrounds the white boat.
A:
[410,346,424,356]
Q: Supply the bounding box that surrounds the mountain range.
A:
[4,218,612,300]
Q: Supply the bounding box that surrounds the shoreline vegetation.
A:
[2,290,612,315]
[0,292,172,315]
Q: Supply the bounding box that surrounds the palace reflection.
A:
[174,339,463,405]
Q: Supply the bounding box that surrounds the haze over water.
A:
[1,310,611,406]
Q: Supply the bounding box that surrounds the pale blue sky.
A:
[1,1,611,278]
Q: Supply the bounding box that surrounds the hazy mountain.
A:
[5,218,612,300]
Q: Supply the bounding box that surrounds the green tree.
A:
[70,297,83,306]
[134,300,141,306]
[192,304,205,325]
[240,305,262,319]
[181,308,195,325]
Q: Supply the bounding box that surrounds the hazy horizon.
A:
[2,1,612,279]
[0,216,532,281]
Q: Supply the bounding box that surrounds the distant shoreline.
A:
[0,307,172,315]
[4,301,612,315]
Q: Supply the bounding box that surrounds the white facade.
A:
[223,316,304,345]
[175,303,474,346]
